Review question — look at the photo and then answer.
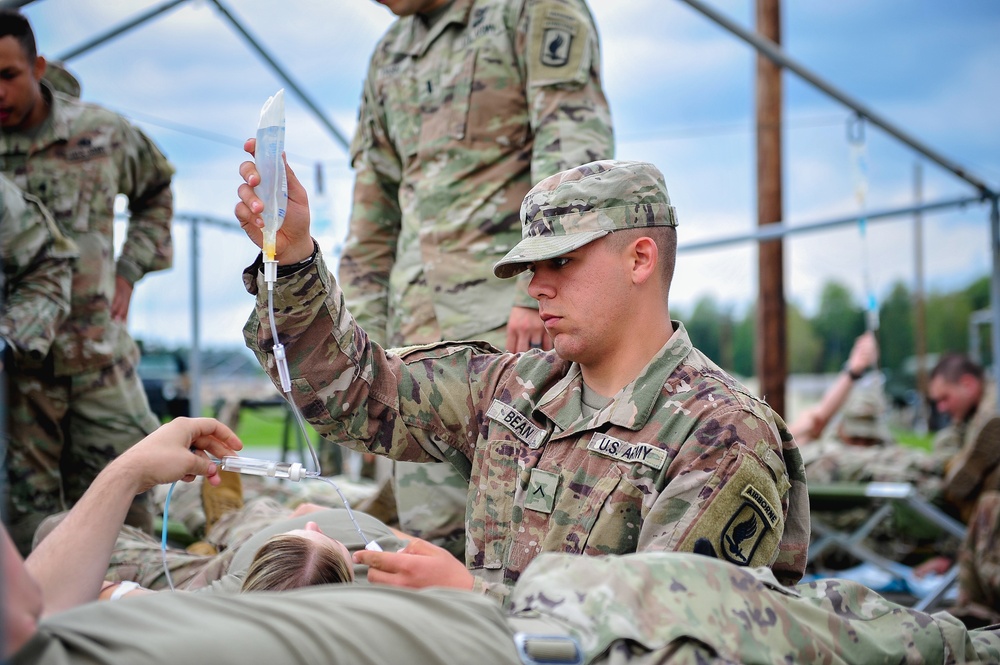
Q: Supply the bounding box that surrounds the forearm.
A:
[117,183,174,284]
[244,252,481,464]
[26,461,140,616]
[791,373,855,441]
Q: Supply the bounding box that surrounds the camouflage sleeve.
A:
[0,177,77,363]
[942,416,1000,512]
[638,407,808,586]
[338,67,404,347]
[243,251,498,472]
[518,0,614,185]
[508,552,997,664]
[114,121,175,286]
[511,0,614,308]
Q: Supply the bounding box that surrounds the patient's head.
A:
[242,521,354,592]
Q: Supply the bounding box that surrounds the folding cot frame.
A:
[807,482,967,612]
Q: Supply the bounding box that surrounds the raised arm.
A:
[25,418,242,617]
[788,331,878,443]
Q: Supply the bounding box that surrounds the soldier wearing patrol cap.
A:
[236,158,810,603]
[344,0,614,558]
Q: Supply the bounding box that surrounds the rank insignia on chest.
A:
[487,400,545,448]
[587,433,666,470]
[524,468,559,514]
[719,484,779,566]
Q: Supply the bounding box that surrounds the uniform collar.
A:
[396,0,473,57]
[537,321,692,434]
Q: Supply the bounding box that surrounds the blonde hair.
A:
[241,533,353,592]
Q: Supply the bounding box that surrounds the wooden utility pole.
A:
[755,0,786,416]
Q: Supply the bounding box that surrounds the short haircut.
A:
[603,225,677,291]
[0,10,37,61]
[241,533,353,592]
[929,352,983,384]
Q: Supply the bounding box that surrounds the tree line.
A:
[675,274,991,400]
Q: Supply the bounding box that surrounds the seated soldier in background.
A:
[928,353,1000,522]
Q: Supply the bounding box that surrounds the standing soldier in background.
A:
[0,10,174,555]
[343,0,614,555]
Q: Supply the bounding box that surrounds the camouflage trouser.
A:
[3,348,159,556]
[955,491,1000,626]
[390,326,507,561]
[106,496,293,590]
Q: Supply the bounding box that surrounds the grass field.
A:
[223,405,937,452]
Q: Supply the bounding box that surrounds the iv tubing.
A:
[161,481,178,591]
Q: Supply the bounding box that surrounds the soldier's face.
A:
[372,0,450,17]
[527,238,634,368]
[928,374,981,423]
[0,36,46,131]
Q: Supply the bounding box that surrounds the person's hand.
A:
[111,276,133,322]
[110,417,243,494]
[353,536,474,590]
[847,331,878,376]
[235,138,314,265]
[505,306,552,353]
[913,555,953,578]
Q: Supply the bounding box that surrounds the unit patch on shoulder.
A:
[532,6,583,74]
[587,433,666,470]
[541,24,573,67]
[486,400,545,448]
[719,484,779,566]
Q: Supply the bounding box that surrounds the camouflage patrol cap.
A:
[493,160,678,278]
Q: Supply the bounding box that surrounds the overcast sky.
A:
[18,0,1000,350]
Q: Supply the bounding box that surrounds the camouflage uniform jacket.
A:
[0,174,76,364]
[943,382,1000,520]
[508,551,1000,664]
[342,0,614,346]
[243,252,810,603]
[0,82,174,374]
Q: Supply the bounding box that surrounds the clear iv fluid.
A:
[220,456,305,481]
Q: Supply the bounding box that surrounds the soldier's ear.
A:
[33,55,47,83]
[628,236,658,286]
